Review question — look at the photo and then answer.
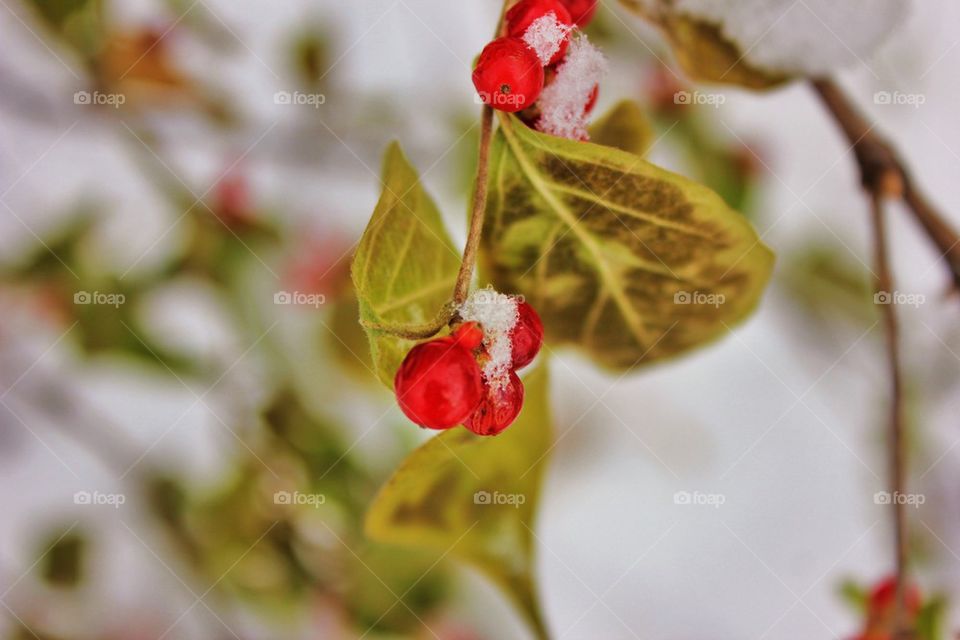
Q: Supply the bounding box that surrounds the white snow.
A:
[522,12,573,65]
[458,287,520,391]
[536,34,607,140]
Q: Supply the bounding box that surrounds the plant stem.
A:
[453,104,495,305]
[868,190,911,638]
[813,78,922,633]
[811,78,960,294]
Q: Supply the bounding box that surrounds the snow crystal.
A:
[536,34,607,141]
[458,287,519,391]
[522,12,572,65]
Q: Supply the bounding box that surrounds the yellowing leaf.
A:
[482,114,774,371]
[620,0,906,84]
[652,13,787,89]
[351,143,461,387]
[365,366,553,639]
[588,100,654,157]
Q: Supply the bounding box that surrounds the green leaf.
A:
[916,597,948,640]
[482,114,774,371]
[588,100,654,157]
[351,143,461,387]
[365,366,553,639]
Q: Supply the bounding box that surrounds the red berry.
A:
[584,84,599,114]
[510,301,544,369]
[867,576,921,618]
[464,371,525,436]
[506,0,573,66]
[473,37,545,113]
[453,321,484,351]
[394,338,484,429]
[559,0,598,27]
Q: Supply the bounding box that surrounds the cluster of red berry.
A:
[852,576,922,640]
[472,0,599,113]
[394,301,544,436]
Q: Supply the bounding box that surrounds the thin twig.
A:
[868,190,911,638]
[811,78,960,294]
[811,78,915,636]
[453,104,494,305]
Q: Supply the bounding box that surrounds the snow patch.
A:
[458,287,519,391]
[522,12,572,65]
[536,34,607,141]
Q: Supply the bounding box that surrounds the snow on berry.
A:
[506,0,574,66]
[522,12,574,66]
[458,287,519,392]
[472,37,545,113]
[536,34,607,140]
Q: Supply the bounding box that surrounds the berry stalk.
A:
[453,103,494,306]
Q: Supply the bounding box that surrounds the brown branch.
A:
[812,78,917,637]
[453,104,494,305]
[868,190,911,638]
[811,78,960,294]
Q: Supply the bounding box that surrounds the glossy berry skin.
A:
[453,321,485,351]
[395,338,484,429]
[473,37,545,113]
[510,301,544,369]
[559,0,598,26]
[506,0,573,65]
[464,371,525,436]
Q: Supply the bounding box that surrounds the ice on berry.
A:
[458,287,520,392]
[523,12,573,65]
[536,34,607,140]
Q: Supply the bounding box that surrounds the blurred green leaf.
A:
[40,529,86,588]
[365,366,553,639]
[482,114,774,371]
[588,100,654,157]
[351,143,460,387]
[619,1,788,89]
[916,597,948,640]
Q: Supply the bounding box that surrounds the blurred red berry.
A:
[506,0,574,65]
[559,0,598,27]
[868,576,921,618]
[464,371,525,436]
[510,301,544,369]
[395,338,484,429]
[453,321,485,351]
[473,37,545,112]
[212,171,254,227]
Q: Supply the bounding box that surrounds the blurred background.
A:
[1,0,959,638]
